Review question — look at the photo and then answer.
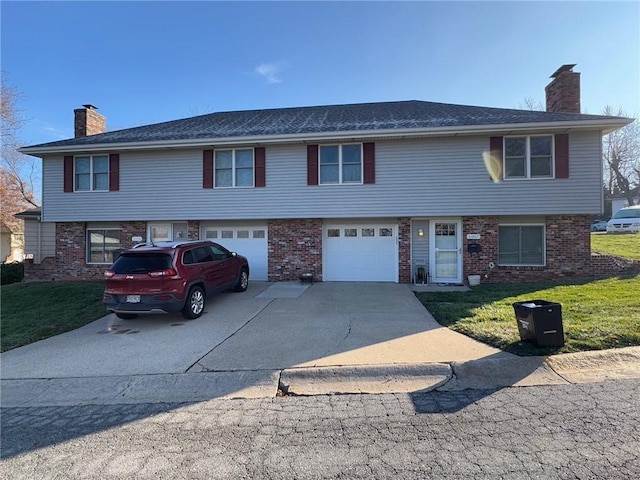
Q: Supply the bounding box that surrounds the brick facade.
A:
[24,216,638,283]
[398,217,412,283]
[268,219,323,281]
[461,215,639,284]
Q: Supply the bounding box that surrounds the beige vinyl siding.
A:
[23,220,55,263]
[41,131,603,222]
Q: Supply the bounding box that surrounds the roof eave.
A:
[18,118,632,156]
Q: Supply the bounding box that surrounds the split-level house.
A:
[19,65,632,284]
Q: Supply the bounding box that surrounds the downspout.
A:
[37,217,42,264]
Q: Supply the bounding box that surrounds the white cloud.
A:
[255,62,287,84]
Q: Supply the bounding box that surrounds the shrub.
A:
[1,262,24,285]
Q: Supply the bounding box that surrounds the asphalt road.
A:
[2,380,639,479]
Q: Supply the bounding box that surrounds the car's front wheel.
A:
[234,268,249,292]
[182,286,205,319]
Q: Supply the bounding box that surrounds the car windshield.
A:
[612,208,640,219]
[112,253,173,274]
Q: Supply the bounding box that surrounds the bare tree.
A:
[1,74,39,235]
[602,106,640,206]
[518,97,545,111]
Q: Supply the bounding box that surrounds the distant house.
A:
[19,65,632,284]
[0,222,12,262]
[14,209,55,271]
[610,187,640,217]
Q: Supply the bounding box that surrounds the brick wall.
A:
[398,218,412,283]
[24,221,148,281]
[120,222,146,248]
[53,222,105,279]
[268,219,323,281]
[461,215,638,284]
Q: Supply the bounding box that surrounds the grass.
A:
[591,232,640,260]
[416,274,640,356]
[1,282,106,352]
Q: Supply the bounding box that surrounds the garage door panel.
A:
[203,226,268,281]
[324,224,397,282]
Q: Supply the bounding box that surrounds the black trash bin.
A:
[512,300,564,347]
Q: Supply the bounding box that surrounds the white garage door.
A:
[203,225,268,281]
[323,223,398,282]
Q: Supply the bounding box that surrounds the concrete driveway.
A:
[1,282,503,380]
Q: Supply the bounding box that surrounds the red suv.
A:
[103,240,249,320]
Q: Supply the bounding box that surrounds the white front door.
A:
[430,220,462,284]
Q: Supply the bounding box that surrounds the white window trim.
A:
[503,135,555,180]
[74,154,110,192]
[319,143,363,185]
[214,148,255,188]
[497,223,546,267]
[86,228,121,264]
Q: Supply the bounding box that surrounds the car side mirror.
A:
[231,252,237,257]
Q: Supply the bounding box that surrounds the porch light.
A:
[418,228,424,237]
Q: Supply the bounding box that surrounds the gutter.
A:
[19,118,632,156]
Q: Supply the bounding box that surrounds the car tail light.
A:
[104,270,115,278]
[148,269,178,278]
[103,294,112,301]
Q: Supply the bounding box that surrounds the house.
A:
[610,186,640,217]
[0,222,12,262]
[19,65,632,284]
[0,221,24,263]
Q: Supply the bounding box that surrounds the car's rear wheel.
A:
[234,268,249,292]
[115,313,138,320]
[182,286,205,319]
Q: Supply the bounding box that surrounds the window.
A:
[327,229,340,237]
[87,229,120,263]
[148,223,188,243]
[319,144,362,184]
[504,136,553,179]
[75,155,109,191]
[215,149,254,187]
[498,225,545,266]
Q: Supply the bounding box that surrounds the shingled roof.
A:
[21,100,630,152]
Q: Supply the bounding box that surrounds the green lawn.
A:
[591,232,640,260]
[416,274,640,356]
[1,282,106,352]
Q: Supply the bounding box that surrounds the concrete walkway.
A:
[2,282,639,406]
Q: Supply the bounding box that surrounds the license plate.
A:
[126,295,141,303]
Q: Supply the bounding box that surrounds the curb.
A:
[279,363,452,396]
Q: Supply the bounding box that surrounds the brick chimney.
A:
[74,104,106,137]
[545,64,581,114]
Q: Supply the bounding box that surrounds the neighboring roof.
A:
[14,208,42,219]
[20,100,632,155]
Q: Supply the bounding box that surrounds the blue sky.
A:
[2,0,639,147]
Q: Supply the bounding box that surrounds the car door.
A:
[191,245,226,293]
[209,243,237,286]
